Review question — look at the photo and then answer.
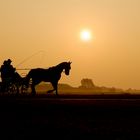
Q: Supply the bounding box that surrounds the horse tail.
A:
[24,70,32,88]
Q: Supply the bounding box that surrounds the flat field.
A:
[0,93,140,139]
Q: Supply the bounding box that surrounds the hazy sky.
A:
[0,0,140,89]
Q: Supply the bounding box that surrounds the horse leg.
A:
[31,83,36,96]
[51,81,58,95]
[47,83,55,93]
[47,89,55,93]
[47,82,58,95]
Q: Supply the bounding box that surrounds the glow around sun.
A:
[80,30,92,41]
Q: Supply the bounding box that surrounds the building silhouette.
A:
[81,78,95,88]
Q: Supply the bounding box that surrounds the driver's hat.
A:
[7,59,12,63]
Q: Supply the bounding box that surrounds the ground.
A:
[0,94,140,139]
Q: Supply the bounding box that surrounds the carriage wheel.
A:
[7,84,18,95]
[21,85,28,95]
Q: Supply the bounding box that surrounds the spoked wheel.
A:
[21,85,28,95]
[7,83,19,95]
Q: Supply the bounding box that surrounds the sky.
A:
[0,0,140,90]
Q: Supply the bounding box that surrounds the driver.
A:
[0,59,20,90]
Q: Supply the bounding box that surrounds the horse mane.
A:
[29,62,68,72]
[47,62,68,70]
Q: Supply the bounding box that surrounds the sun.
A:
[80,29,91,41]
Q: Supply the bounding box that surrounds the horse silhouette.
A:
[25,61,72,95]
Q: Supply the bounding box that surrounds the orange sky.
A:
[0,0,140,89]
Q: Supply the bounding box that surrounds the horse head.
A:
[63,61,72,75]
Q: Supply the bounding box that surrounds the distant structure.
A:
[80,78,95,88]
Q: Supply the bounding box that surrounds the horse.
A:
[25,61,72,95]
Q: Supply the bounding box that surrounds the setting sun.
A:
[80,30,91,41]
